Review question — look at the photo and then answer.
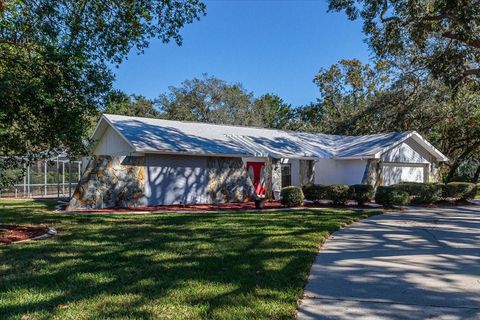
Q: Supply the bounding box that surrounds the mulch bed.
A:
[0,225,49,244]
[65,200,382,213]
[67,201,286,213]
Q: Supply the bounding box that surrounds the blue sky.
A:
[113,0,370,107]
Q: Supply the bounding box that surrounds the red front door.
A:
[246,162,266,195]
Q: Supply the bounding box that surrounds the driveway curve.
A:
[298,205,480,320]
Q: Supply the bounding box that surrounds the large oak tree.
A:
[0,0,205,186]
[328,0,480,85]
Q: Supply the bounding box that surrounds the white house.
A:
[68,114,448,209]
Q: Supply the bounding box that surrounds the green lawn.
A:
[0,200,379,320]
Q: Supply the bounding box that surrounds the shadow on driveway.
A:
[298,206,480,320]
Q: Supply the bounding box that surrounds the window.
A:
[281,164,291,187]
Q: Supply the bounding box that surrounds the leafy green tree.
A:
[253,94,293,129]
[297,58,480,181]
[157,75,255,125]
[0,0,205,186]
[104,91,159,118]
[290,102,324,132]
[293,59,390,134]
[157,75,294,129]
[327,0,480,85]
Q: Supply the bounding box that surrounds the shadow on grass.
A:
[0,200,376,319]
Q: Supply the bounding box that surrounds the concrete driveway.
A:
[297,205,480,320]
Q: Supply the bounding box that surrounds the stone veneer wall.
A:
[67,156,147,210]
[429,161,441,183]
[361,159,382,187]
[264,158,281,199]
[299,160,314,186]
[68,155,264,208]
[206,157,255,203]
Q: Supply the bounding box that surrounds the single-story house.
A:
[67,114,448,209]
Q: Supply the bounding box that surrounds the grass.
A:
[0,199,379,320]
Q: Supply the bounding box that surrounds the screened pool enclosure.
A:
[0,156,83,199]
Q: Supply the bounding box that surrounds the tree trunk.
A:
[472,163,480,183]
[446,162,459,182]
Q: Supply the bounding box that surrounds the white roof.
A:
[92,114,448,161]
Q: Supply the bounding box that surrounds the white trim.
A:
[377,131,448,162]
[382,162,429,167]
[333,155,378,160]
[410,132,448,162]
[89,117,106,141]
[91,115,137,152]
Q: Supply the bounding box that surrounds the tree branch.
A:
[380,0,400,23]
[463,68,480,78]
[443,31,480,49]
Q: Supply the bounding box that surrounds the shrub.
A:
[280,186,304,207]
[375,186,410,208]
[326,184,350,205]
[302,184,328,201]
[393,182,443,204]
[349,184,374,205]
[392,182,423,195]
[445,182,477,200]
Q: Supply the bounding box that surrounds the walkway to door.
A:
[298,205,480,320]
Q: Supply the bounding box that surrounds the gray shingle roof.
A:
[99,114,447,161]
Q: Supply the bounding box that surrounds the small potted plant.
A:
[253,194,266,209]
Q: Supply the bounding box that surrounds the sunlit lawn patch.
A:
[0,199,379,320]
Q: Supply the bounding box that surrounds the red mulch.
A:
[68,201,286,213]
[66,200,382,213]
[0,225,49,244]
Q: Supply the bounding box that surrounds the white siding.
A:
[144,154,209,205]
[314,159,368,185]
[382,138,432,164]
[381,137,432,185]
[93,126,133,155]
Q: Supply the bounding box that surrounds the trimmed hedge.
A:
[393,182,444,204]
[280,186,304,207]
[349,184,374,205]
[326,184,350,205]
[445,182,477,200]
[375,186,410,208]
[302,184,328,202]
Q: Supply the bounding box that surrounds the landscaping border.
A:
[0,226,57,245]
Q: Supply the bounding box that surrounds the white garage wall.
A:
[314,159,368,185]
[144,154,209,205]
[382,138,432,163]
[93,126,133,156]
[381,137,433,185]
[383,164,426,186]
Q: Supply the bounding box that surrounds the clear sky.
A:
[113,0,370,107]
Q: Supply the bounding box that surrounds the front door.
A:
[246,162,266,195]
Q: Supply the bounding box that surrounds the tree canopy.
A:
[0,0,205,186]
[0,0,205,154]
[328,0,480,85]
[294,58,480,181]
[156,75,293,129]
[104,91,159,119]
